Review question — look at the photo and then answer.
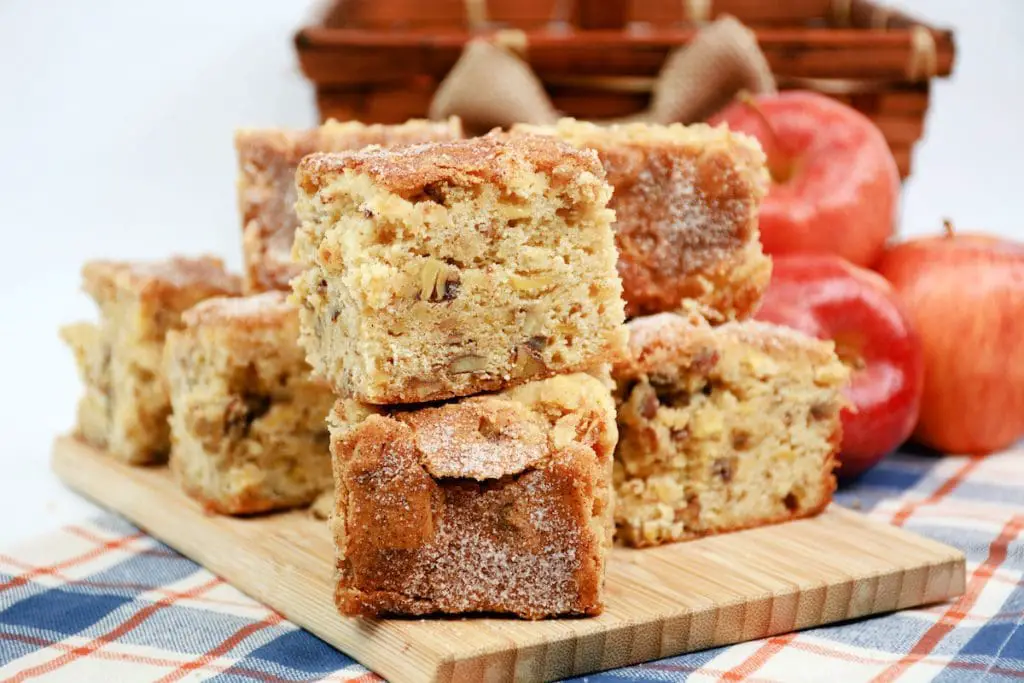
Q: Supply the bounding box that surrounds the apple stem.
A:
[736,91,795,184]
[943,218,956,238]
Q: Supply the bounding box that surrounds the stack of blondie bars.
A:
[289,131,631,618]
[62,113,850,622]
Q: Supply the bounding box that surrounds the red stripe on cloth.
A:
[0,631,356,682]
[889,457,982,527]
[0,631,232,674]
[988,573,1024,588]
[870,514,1024,683]
[65,527,178,559]
[9,623,1020,683]
[344,673,387,683]
[922,604,1024,622]
[153,612,285,683]
[728,458,984,681]
[783,637,1024,677]
[720,634,796,681]
[308,672,380,683]
[0,531,145,594]
[786,638,913,667]
[6,577,223,682]
[642,630,1022,681]
[0,554,262,611]
[888,504,1024,525]
[640,661,776,682]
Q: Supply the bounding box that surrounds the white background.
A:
[0,1,1021,547]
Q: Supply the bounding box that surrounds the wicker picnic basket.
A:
[294,0,955,179]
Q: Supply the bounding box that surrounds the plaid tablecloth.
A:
[2,449,1022,682]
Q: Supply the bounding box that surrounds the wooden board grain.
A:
[52,436,966,683]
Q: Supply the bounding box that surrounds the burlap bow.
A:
[429,16,777,134]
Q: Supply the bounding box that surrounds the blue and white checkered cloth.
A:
[2,449,1022,682]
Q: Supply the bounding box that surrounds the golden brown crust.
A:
[516,120,771,320]
[297,130,606,203]
[82,255,241,305]
[329,373,616,619]
[172,457,303,517]
[616,313,842,381]
[182,291,293,329]
[236,118,463,292]
[334,356,618,408]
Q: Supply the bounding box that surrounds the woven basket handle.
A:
[463,0,628,31]
[574,0,714,28]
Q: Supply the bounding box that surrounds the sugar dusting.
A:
[124,256,239,290]
[524,118,770,318]
[183,291,294,327]
[335,378,614,617]
[717,319,839,360]
[356,462,591,617]
[399,397,550,480]
[625,312,835,359]
[614,152,747,277]
[529,117,768,278]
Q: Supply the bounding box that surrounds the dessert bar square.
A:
[612,313,848,547]
[328,372,617,619]
[235,117,463,292]
[164,292,336,515]
[61,256,241,464]
[292,131,628,404]
[516,119,771,321]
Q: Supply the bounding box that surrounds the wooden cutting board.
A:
[52,436,965,683]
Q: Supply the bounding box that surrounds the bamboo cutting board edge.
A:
[51,436,966,683]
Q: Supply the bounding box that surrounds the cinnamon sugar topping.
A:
[329,372,617,619]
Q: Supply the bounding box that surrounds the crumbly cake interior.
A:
[164,292,335,514]
[309,490,334,521]
[328,372,617,618]
[516,118,771,321]
[62,257,240,464]
[613,314,848,547]
[235,117,463,292]
[60,322,111,448]
[292,132,627,404]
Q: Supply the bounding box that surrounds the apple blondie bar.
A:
[164,292,336,515]
[613,313,848,547]
[61,256,241,464]
[235,117,463,292]
[292,131,628,404]
[328,372,617,619]
[516,119,771,321]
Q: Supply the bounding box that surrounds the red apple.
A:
[708,91,900,268]
[755,254,924,479]
[876,221,1024,454]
